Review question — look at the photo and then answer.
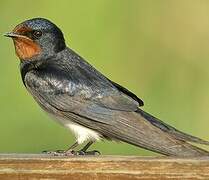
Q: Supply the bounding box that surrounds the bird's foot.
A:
[42,149,100,156]
[42,150,74,156]
[73,150,101,155]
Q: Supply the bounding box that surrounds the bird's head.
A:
[4,18,66,61]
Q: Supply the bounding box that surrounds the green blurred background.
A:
[1,0,209,156]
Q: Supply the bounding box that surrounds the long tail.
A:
[109,109,209,157]
[136,109,209,145]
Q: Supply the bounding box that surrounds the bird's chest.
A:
[25,80,101,144]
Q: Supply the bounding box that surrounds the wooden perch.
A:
[0,154,208,179]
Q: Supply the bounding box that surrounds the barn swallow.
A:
[4,18,209,156]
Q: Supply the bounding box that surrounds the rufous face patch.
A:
[13,37,41,60]
[12,26,41,60]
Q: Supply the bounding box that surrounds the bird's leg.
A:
[43,141,79,156]
[75,141,101,155]
[65,141,79,152]
[43,141,100,156]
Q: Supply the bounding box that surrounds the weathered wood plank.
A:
[0,154,208,179]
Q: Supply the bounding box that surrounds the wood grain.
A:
[0,154,208,179]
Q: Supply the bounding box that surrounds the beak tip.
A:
[3,32,16,38]
[3,32,10,37]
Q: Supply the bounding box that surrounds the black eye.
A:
[32,30,42,39]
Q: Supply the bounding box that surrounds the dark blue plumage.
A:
[5,18,209,156]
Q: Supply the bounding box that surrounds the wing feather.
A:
[24,69,140,125]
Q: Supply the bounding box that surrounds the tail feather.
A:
[136,108,209,145]
[108,109,209,157]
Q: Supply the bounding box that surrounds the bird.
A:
[4,17,209,157]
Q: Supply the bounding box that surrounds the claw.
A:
[42,150,74,156]
[42,149,100,156]
[77,150,101,156]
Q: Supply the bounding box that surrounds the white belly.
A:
[65,122,101,144]
[49,113,101,144]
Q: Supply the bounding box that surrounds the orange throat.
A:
[13,37,41,60]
